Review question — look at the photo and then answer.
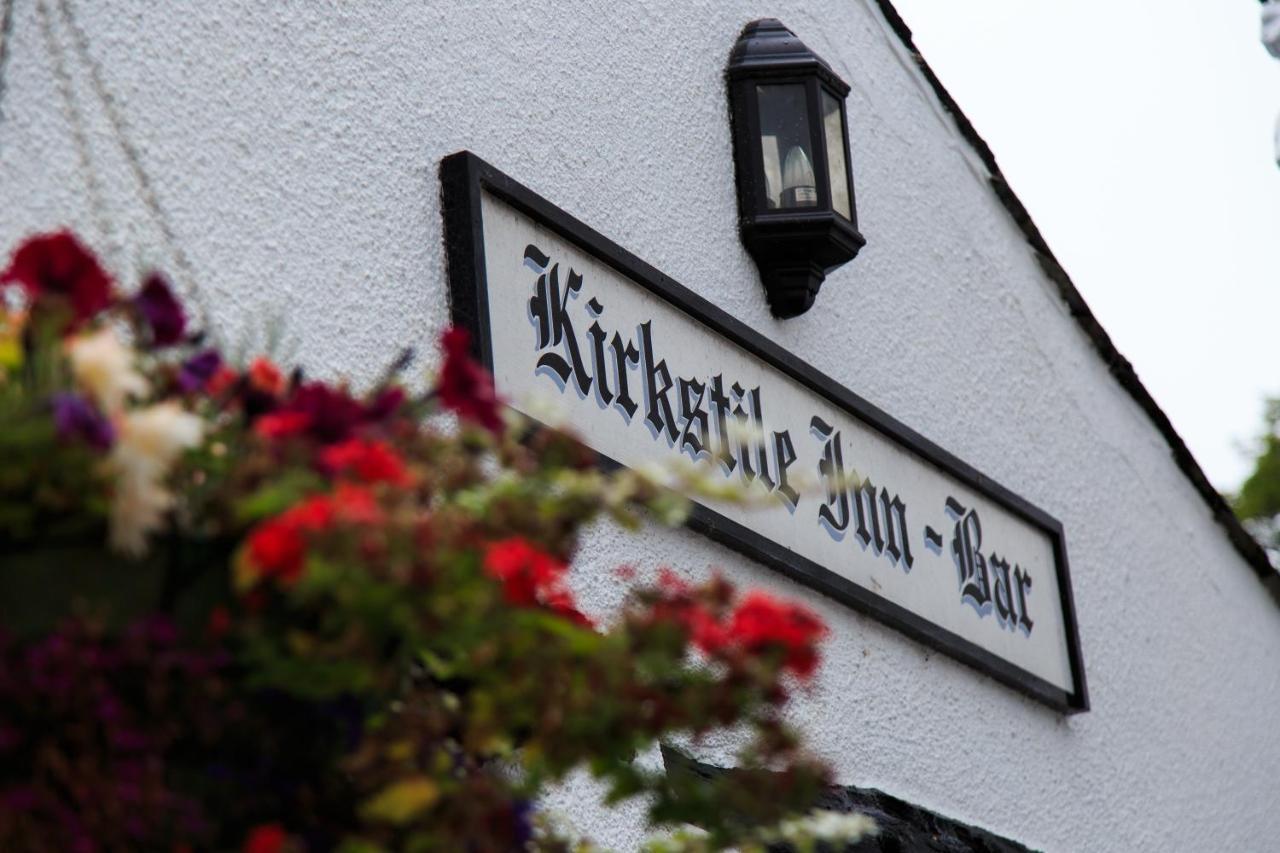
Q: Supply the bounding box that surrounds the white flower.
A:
[107,402,204,556]
[771,809,877,847]
[67,326,148,414]
[109,468,176,556]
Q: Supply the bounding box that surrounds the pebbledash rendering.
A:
[3,1,1279,851]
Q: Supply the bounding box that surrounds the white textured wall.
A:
[3,1,1279,850]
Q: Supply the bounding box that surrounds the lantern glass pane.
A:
[756,84,817,210]
[822,91,852,220]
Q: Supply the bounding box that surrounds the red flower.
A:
[319,438,412,486]
[482,538,590,626]
[247,517,307,582]
[254,410,312,440]
[248,357,285,396]
[242,824,288,853]
[649,570,729,654]
[329,483,382,525]
[206,364,239,396]
[244,488,382,584]
[1,231,112,328]
[438,327,502,433]
[484,538,564,606]
[726,592,828,679]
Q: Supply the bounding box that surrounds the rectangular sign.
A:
[442,152,1087,712]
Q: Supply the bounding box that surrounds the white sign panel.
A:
[443,153,1087,711]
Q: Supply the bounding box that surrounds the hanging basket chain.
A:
[35,0,115,260]
[1,0,213,335]
[52,0,210,332]
[0,0,15,130]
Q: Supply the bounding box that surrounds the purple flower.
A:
[178,348,221,393]
[51,393,115,450]
[132,273,186,346]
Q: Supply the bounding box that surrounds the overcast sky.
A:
[889,0,1280,492]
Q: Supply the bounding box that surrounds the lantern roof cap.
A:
[727,18,851,95]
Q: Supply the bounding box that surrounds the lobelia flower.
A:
[437,327,503,433]
[0,231,113,328]
[50,393,115,450]
[107,402,204,556]
[66,326,148,414]
[131,273,186,346]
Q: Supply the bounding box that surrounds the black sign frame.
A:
[440,150,1088,713]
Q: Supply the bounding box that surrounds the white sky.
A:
[889,0,1280,492]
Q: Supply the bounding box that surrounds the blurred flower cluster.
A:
[0,232,872,851]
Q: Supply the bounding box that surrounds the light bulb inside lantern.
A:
[780,145,817,208]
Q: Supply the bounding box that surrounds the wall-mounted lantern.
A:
[727,19,865,318]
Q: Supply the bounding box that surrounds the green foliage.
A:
[1234,399,1280,522]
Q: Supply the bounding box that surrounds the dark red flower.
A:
[132,273,186,346]
[254,382,368,445]
[726,592,828,679]
[242,824,288,853]
[438,327,502,433]
[366,386,406,422]
[319,438,412,486]
[1,231,112,327]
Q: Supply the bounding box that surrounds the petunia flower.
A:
[0,231,112,328]
[50,393,115,450]
[437,327,503,433]
[66,326,148,414]
[131,273,186,346]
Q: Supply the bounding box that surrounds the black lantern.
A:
[727,19,865,318]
